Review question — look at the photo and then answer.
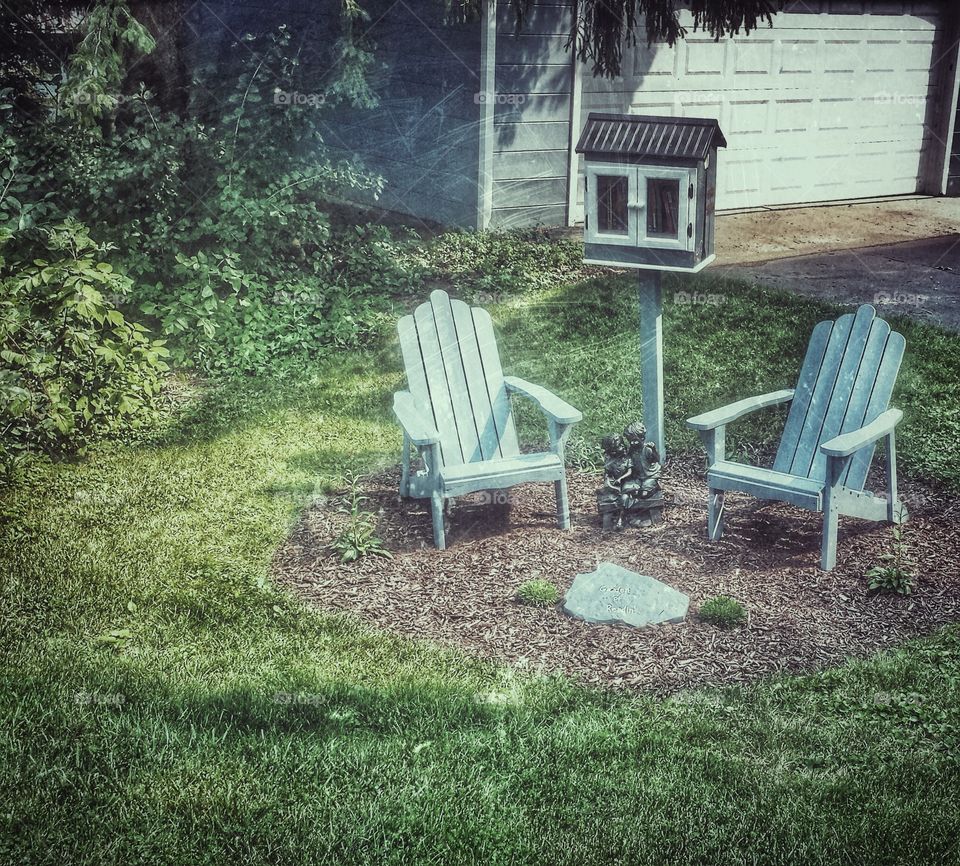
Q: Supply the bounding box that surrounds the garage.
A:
[577,2,945,212]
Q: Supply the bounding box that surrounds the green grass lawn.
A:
[2,272,959,864]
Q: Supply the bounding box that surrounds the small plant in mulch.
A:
[699,596,746,629]
[866,526,916,596]
[330,473,392,564]
[515,579,560,607]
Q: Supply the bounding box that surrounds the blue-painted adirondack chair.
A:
[687,304,907,571]
[393,289,582,549]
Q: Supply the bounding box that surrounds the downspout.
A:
[565,12,583,225]
[476,0,496,229]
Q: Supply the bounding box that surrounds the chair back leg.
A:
[555,476,570,529]
[707,489,725,540]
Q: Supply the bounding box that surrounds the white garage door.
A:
[579,1,942,211]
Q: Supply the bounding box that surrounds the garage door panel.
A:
[732,39,776,75]
[778,5,937,30]
[682,39,726,76]
[866,39,907,72]
[726,100,770,135]
[779,40,819,74]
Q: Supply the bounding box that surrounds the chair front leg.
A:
[698,425,726,468]
[699,426,726,540]
[821,453,852,571]
[400,431,412,498]
[430,488,446,549]
[424,442,446,549]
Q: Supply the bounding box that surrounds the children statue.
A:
[622,421,662,500]
[596,421,663,530]
[599,434,632,529]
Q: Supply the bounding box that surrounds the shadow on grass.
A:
[153,341,404,450]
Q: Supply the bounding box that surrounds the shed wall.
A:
[189,0,482,228]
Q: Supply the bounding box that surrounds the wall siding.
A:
[489,0,573,228]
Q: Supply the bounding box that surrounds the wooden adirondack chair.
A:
[393,289,582,549]
[687,304,907,571]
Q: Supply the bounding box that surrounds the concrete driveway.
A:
[713,197,960,331]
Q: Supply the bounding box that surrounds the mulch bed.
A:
[273,456,960,694]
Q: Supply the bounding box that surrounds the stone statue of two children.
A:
[598,421,663,530]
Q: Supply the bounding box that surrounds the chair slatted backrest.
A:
[397,290,520,468]
[773,304,905,489]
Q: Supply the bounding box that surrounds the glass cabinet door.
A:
[638,167,695,251]
[646,178,680,238]
[585,166,636,246]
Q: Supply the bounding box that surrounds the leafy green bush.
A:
[699,596,746,628]
[2,17,414,378]
[0,221,168,473]
[515,578,561,607]
[866,527,916,596]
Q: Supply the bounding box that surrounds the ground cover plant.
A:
[0,220,169,476]
[698,596,746,629]
[515,578,562,607]
[2,264,960,864]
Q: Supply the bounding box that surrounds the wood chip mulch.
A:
[272,456,960,694]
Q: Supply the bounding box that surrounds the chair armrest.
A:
[687,389,795,431]
[820,408,903,458]
[504,376,582,425]
[392,391,440,447]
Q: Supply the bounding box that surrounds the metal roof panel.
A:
[576,113,727,161]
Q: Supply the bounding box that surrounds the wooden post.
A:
[638,270,665,461]
[922,5,960,195]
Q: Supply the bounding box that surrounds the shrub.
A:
[516,579,560,607]
[135,225,419,375]
[866,526,916,596]
[414,229,584,301]
[0,220,168,475]
[699,596,746,628]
